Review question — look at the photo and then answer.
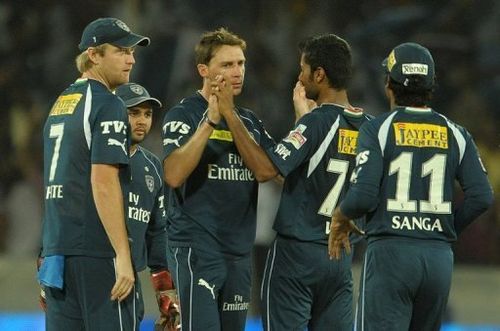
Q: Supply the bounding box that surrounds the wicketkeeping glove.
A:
[36,256,47,312]
[150,270,180,331]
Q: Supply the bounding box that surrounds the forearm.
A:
[163,122,214,188]
[340,184,380,219]
[454,190,494,235]
[224,110,278,182]
[91,164,130,257]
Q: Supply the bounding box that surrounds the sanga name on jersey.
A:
[393,122,448,149]
[49,94,82,116]
[392,215,443,232]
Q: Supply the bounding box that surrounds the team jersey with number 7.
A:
[266,104,371,244]
[42,78,130,258]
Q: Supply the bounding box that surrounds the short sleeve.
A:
[90,97,129,165]
[266,113,322,177]
[161,105,196,159]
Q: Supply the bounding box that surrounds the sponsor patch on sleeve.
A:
[49,94,82,116]
[283,124,307,150]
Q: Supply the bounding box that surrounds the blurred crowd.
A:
[0,0,498,263]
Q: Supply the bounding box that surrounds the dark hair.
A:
[195,28,246,65]
[387,75,434,107]
[386,75,434,107]
[299,34,352,89]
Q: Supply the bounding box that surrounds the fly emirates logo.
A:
[208,153,254,182]
[128,192,151,223]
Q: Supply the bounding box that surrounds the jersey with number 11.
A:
[42,78,129,258]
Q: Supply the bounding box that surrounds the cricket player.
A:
[329,42,494,331]
[115,82,180,331]
[161,28,275,330]
[39,17,149,330]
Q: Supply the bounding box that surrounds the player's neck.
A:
[318,89,351,109]
[199,84,212,102]
[82,71,111,90]
[130,144,138,155]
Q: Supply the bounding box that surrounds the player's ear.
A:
[197,64,209,78]
[87,47,101,65]
[314,67,326,83]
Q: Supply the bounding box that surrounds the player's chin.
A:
[120,71,131,84]
[232,86,243,96]
[132,133,145,143]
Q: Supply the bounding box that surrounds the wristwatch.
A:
[204,115,217,128]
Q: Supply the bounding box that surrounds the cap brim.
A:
[124,96,162,108]
[112,33,150,48]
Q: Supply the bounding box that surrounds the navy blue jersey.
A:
[267,104,370,244]
[162,92,275,255]
[122,146,167,272]
[42,78,129,258]
[341,106,493,243]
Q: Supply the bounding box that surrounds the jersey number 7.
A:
[318,158,349,234]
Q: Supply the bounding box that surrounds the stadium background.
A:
[0,1,498,330]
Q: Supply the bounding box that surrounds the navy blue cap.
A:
[79,18,150,51]
[115,83,162,108]
[382,42,435,88]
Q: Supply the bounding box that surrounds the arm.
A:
[212,77,278,182]
[454,138,494,234]
[91,163,134,301]
[163,120,216,188]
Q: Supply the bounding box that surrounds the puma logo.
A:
[163,136,183,148]
[198,278,215,300]
[107,138,127,155]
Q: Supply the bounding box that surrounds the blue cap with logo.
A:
[382,42,435,89]
[115,83,162,108]
[79,17,150,51]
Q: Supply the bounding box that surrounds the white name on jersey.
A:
[391,215,443,232]
[46,185,64,199]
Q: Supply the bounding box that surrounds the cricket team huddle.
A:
[37,17,494,331]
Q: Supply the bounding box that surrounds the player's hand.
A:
[293,81,316,121]
[328,208,365,260]
[36,256,47,312]
[207,93,222,125]
[111,253,135,301]
[211,72,235,118]
[151,270,181,331]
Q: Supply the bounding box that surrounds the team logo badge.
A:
[283,124,307,150]
[114,19,130,32]
[145,175,154,193]
[130,84,144,95]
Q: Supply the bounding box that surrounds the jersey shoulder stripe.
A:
[377,111,398,156]
[437,113,467,162]
[307,115,340,177]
